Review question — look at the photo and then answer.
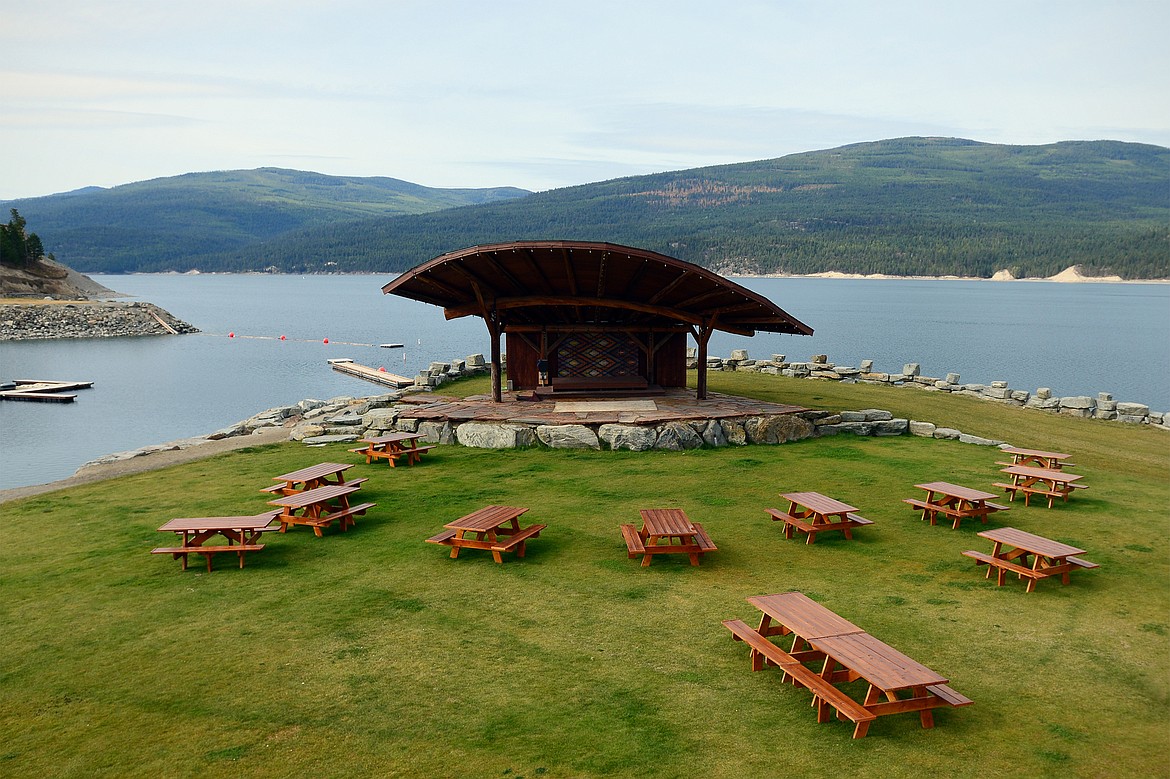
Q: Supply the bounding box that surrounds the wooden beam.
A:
[560,248,578,296]
[647,270,690,305]
[445,295,705,326]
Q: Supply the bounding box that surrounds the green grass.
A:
[2,373,1167,777]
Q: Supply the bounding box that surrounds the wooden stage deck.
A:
[395,388,807,426]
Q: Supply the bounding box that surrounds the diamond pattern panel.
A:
[556,332,640,378]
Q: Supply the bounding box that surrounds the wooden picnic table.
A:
[723,591,972,738]
[425,505,546,563]
[266,483,375,536]
[962,527,1098,592]
[152,510,281,571]
[995,465,1086,508]
[619,508,717,567]
[767,491,873,544]
[350,432,433,467]
[904,481,1009,529]
[998,446,1074,470]
[262,461,364,496]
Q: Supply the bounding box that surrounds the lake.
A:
[1,274,1167,491]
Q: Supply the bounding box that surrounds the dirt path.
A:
[0,427,289,504]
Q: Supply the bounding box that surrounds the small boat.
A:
[379,343,404,348]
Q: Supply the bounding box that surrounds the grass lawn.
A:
[2,373,1167,778]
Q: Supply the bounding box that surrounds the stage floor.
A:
[396,388,807,426]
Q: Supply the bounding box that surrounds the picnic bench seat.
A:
[766,508,870,543]
[924,683,974,707]
[691,522,717,552]
[903,497,1006,529]
[490,523,547,554]
[961,550,1044,584]
[1065,555,1100,569]
[845,513,874,526]
[282,501,376,536]
[349,444,436,463]
[722,619,877,737]
[620,523,645,557]
[426,528,459,545]
[993,481,1077,507]
[150,544,266,572]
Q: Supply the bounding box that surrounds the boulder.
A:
[1116,402,1150,417]
[730,349,750,361]
[745,415,814,444]
[909,421,937,437]
[655,421,704,450]
[859,409,893,422]
[933,427,961,440]
[301,433,359,445]
[958,433,1005,446]
[418,420,455,445]
[1059,396,1096,410]
[697,420,728,447]
[719,420,748,446]
[599,424,658,451]
[455,422,533,449]
[874,419,909,436]
[903,363,921,377]
[536,424,601,450]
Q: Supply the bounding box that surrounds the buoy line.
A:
[199,332,385,347]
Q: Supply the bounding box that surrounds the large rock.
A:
[598,424,658,451]
[873,419,909,436]
[745,415,814,444]
[1116,402,1150,417]
[455,422,534,448]
[719,419,748,446]
[1059,396,1096,410]
[697,420,728,447]
[536,424,600,450]
[655,421,704,450]
[909,420,937,437]
[418,420,455,445]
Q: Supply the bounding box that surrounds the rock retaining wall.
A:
[698,350,1169,430]
[0,301,199,340]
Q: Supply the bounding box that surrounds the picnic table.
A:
[350,432,434,467]
[620,508,717,567]
[261,461,366,496]
[151,510,281,571]
[723,591,971,738]
[425,505,546,563]
[997,446,1075,470]
[904,481,1009,529]
[766,492,873,544]
[266,483,375,536]
[995,465,1086,508]
[962,527,1099,592]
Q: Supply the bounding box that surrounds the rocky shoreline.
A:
[0,300,199,340]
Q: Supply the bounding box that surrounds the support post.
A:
[696,323,712,400]
[488,318,502,403]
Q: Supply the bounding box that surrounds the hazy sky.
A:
[3,0,1168,200]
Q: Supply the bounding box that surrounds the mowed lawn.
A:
[1,373,1167,778]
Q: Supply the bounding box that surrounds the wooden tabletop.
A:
[640,508,696,537]
[361,432,422,445]
[1000,465,1083,483]
[273,462,353,484]
[158,510,281,533]
[445,505,529,532]
[813,632,948,692]
[978,527,1086,558]
[267,483,359,509]
[747,592,864,640]
[915,481,999,501]
[1001,446,1071,460]
[782,491,857,516]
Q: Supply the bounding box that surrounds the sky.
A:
[2,0,1168,201]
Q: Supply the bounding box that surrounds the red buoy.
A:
[378,366,386,372]
[279,335,287,340]
[322,338,329,344]
[228,332,235,338]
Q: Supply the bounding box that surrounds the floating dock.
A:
[0,379,94,403]
[327,359,414,389]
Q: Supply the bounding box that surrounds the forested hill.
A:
[0,168,530,272]
[9,138,1170,279]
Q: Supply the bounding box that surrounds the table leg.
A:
[914,686,935,729]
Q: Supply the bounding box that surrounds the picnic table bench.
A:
[904,481,1009,529]
[266,483,374,536]
[426,505,546,563]
[152,510,281,572]
[994,465,1087,508]
[723,591,971,738]
[962,527,1098,592]
[767,491,873,544]
[350,432,434,467]
[260,461,367,495]
[620,508,716,567]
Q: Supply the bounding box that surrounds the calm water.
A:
[1,274,1167,491]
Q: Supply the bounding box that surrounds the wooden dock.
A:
[328,359,414,389]
[0,379,94,403]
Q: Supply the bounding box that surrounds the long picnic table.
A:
[620,508,717,567]
[266,483,375,536]
[350,432,433,467]
[963,527,1099,592]
[262,461,365,496]
[152,510,281,571]
[995,465,1086,508]
[767,491,873,544]
[997,446,1075,470]
[426,505,546,563]
[723,591,971,738]
[904,481,1009,529]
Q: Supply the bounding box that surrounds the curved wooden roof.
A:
[381,241,812,337]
